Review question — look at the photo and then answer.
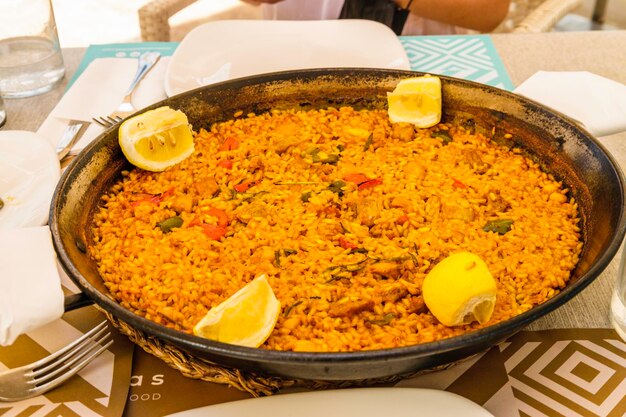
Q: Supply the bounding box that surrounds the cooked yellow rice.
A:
[89,106,582,352]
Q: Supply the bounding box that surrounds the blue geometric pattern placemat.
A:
[72,36,514,91]
[400,35,514,91]
[67,42,178,90]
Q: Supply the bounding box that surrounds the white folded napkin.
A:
[514,71,626,137]
[0,226,64,346]
[37,56,170,153]
[1,56,169,346]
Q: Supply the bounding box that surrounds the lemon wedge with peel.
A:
[193,275,281,347]
[119,106,194,172]
[422,252,497,327]
[387,75,442,128]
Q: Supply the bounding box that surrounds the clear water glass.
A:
[610,248,626,342]
[0,0,65,98]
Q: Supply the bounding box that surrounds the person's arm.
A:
[399,0,511,32]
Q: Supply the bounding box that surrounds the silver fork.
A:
[56,120,89,161]
[92,51,160,128]
[0,321,113,402]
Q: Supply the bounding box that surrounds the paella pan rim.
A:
[50,67,626,378]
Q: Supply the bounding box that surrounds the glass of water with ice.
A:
[0,0,65,98]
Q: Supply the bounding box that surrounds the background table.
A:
[3,30,626,417]
[5,30,625,331]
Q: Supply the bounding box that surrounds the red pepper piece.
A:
[190,207,228,227]
[201,224,227,240]
[358,178,382,190]
[343,173,382,190]
[207,207,229,227]
[131,187,176,206]
[189,207,229,240]
[234,180,255,193]
[338,237,357,250]
[452,178,467,189]
[343,173,370,185]
[217,160,233,169]
[219,137,240,152]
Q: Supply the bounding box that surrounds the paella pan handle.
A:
[64,293,93,312]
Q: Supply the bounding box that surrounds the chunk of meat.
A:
[248,246,275,265]
[235,200,269,224]
[463,149,491,174]
[274,135,302,154]
[424,195,441,220]
[195,177,219,197]
[406,296,427,314]
[247,155,264,172]
[391,123,414,142]
[391,196,413,211]
[488,190,511,213]
[170,194,193,214]
[403,163,426,182]
[381,285,409,303]
[369,262,403,279]
[272,122,303,154]
[328,298,375,317]
[441,201,475,222]
[356,197,382,227]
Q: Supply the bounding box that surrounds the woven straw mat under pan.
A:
[102,310,465,396]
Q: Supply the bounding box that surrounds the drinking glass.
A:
[0,0,65,98]
[610,247,626,341]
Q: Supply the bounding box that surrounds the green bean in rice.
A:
[89,106,582,352]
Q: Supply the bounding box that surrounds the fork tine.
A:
[93,115,124,128]
[27,321,108,370]
[31,333,112,388]
[92,117,110,127]
[31,324,111,383]
[30,338,113,396]
[0,321,114,402]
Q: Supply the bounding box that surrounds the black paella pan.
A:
[50,68,626,381]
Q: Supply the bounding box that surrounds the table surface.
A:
[3,30,626,332]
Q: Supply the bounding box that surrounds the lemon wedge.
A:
[387,75,442,128]
[118,106,195,172]
[422,252,497,327]
[193,275,281,347]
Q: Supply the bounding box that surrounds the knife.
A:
[56,120,89,161]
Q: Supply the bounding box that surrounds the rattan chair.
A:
[494,0,583,32]
[138,0,583,42]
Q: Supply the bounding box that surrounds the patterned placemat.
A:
[69,36,514,92]
[397,329,626,416]
[66,42,178,90]
[400,35,514,90]
[122,329,625,417]
[0,306,134,417]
